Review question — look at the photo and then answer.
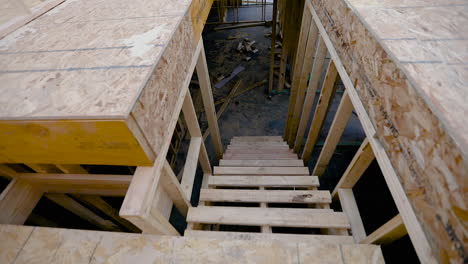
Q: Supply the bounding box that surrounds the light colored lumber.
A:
[181,137,202,199]
[55,164,87,174]
[312,90,353,176]
[267,0,278,93]
[361,214,407,245]
[223,153,298,160]
[284,8,312,143]
[74,195,140,232]
[259,187,272,233]
[187,206,349,229]
[231,136,284,142]
[332,138,374,198]
[225,148,293,155]
[307,3,437,263]
[227,144,290,150]
[302,61,338,163]
[0,224,385,263]
[196,40,223,159]
[45,194,120,231]
[214,166,309,175]
[200,189,331,204]
[287,20,319,144]
[0,0,64,39]
[293,37,328,151]
[0,179,43,224]
[208,176,319,187]
[185,230,354,244]
[338,189,366,242]
[160,161,191,217]
[17,173,132,188]
[219,159,304,167]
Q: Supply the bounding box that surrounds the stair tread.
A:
[225,149,293,155]
[187,206,350,228]
[185,230,354,244]
[219,159,305,167]
[231,136,284,142]
[200,189,331,203]
[227,145,290,150]
[208,175,319,187]
[223,153,299,160]
[214,166,309,175]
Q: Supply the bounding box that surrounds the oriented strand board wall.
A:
[311,0,467,263]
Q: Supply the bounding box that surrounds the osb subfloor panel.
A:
[0,225,385,264]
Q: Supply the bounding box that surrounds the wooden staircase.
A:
[185,136,354,244]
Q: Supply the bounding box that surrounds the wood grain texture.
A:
[200,189,331,204]
[0,225,385,264]
[208,175,320,187]
[310,0,467,262]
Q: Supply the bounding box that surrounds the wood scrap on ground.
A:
[214,79,267,105]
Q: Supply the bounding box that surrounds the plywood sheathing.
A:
[0,0,213,166]
[311,0,467,263]
[0,225,385,263]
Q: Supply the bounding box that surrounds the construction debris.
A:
[214,65,245,89]
[215,79,268,105]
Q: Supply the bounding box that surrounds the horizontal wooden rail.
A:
[361,214,407,245]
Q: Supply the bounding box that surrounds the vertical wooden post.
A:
[268,0,278,93]
[196,39,223,160]
[284,7,311,142]
[311,90,353,176]
[301,61,338,163]
[293,37,328,152]
[0,179,43,224]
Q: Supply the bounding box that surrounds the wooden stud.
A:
[0,179,43,224]
[196,40,223,159]
[286,19,319,145]
[338,189,366,242]
[267,0,278,93]
[284,7,312,142]
[312,90,353,176]
[293,37,328,152]
[332,138,374,199]
[160,161,191,217]
[301,61,338,163]
[361,214,407,245]
[277,47,288,91]
[181,137,202,200]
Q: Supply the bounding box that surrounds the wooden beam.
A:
[0,179,43,224]
[277,47,288,91]
[160,161,190,217]
[361,214,407,245]
[301,61,338,163]
[73,195,140,232]
[286,17,319,145]
[293,37,328,152]
[17,173,132,188]
[267,0,278,93]
[284,7,312,143]
[196,40,223,159]
[312,90,353,176]
[332,138,374,199]
[338,189,366,242]
[181,137,202,199]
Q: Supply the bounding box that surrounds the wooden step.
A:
[223,153,298,160]
[227,145,290,150]
[214,166,309,175]
[200,189,331,204]
[187,206,350,229]
[185,230,354,244]
[229,141,288,147]
[231,136,284,142]
[225,149,293,155]
[219,159,304,167]
[208,176,319,187]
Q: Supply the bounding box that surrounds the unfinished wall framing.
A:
[283,0,467,263]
